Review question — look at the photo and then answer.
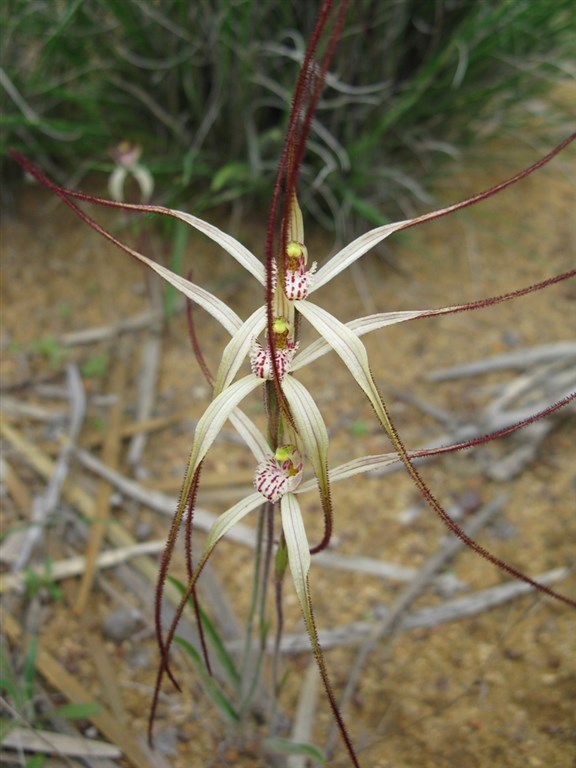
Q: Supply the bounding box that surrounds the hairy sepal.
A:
[297,301,576,606]
[280,492,360,768]
[292,309,426,371]
[311,133,576,292]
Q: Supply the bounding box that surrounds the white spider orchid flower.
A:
[12,141,575,768]
[108,141,154,203]
[17,140,575,637]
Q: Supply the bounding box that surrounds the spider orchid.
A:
[11,135,576,767]
[108,140,154,203]
[9,4,576,765]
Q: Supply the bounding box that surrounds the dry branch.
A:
[427,340,576,381]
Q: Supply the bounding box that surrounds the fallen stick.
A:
[1,726,121,759]
[75,340,130,615]
[13,365,86,572]
[0,540,167,594]
[272,566,571,654]
[127,332,162,471]
[427,340,576,381]
[0,421,194,614]
[59,305,183,346]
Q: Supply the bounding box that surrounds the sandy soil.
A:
[1,133,575,768]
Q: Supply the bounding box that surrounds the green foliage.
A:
[50,701,101,720]
[3,0,573,227]
[80,352,110,378]
[24,755,46,768]
[22,559,63,602]
[30,337,67,368]
[349,419,370,437]
[163,220,189,318]
[0,635,100,754]
[263,736,326,763]
[172,635,241,725]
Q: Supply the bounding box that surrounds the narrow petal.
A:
[295,301,395,438]
[206,492,264,549]
[280,494,311,608]
[169,210,265,286]
[292,308,425,371]
[312,219,411,291]
[135,255,243,336]
[228,408,271,464]
[213,307,267,396]
[296,452,399,493]
[282,375,330,504]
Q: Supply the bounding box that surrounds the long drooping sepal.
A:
[282,375,333,553]
[153,461,203,695]
[296,301,576,608]
[310,132,575,291]
[280,493,361,768]
[295,300,390,428]
[181,375,263,493]
[149,491,264,742]
[293,270,576,371]
[294,389,575,491]
[10,151,266,286]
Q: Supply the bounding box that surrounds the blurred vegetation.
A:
[2,0,574,230]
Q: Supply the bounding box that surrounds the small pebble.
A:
[102,608,140,643]
[154,726,179,756]
[135,520,153,541]
[124,646,151,669]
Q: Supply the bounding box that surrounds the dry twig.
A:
[13,365,86,572]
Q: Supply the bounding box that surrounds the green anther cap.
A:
[286,241,303,259]
[275,444,297,462]
[272,317,290,335]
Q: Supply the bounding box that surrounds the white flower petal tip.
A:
[249,340,298,380]
[254,446,303,502]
